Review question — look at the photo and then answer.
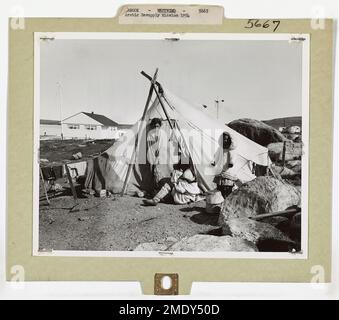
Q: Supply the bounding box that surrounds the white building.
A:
[40,119,61,139]
[61,112,132,140]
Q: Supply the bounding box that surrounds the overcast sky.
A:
[40,38,303,124]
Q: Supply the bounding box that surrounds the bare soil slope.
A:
[39,190,219,252]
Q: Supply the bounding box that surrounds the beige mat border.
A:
[7,17,333,294]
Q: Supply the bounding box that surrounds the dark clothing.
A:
[217,184,233,198]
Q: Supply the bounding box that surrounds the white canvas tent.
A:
[84,71,271,195]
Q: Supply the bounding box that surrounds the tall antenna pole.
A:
[57,81,63,140]
[215,100,218,119]
[215,98,224,120]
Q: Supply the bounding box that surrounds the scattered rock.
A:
[286,160,302,174]
[134,242,168,251]
[169,234,258,252]
[47,216,55,224]
[228,118,287,146]
[271,164,298,179]
[166,236,179,243]
[284,133,301,142]
[293,135,302,143]
[267,141,302,162]
[78,216,90,221]
[50,183,63,192]
[223,217,294,245]
[218,176,301,221]
[72,152,82,160]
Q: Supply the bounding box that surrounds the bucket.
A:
[205,190,224,214]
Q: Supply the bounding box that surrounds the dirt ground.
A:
[40,139,114,164]
[39,181,220,251]
[39,138,221,251]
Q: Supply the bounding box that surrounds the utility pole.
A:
[56,81,63,140]
[215,98,224,120]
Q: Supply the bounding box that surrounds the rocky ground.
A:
[39,176,301,253]
[39,182,219,252]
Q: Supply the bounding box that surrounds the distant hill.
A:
[263,116,302,130]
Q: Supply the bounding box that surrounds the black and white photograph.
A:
[34,33,309,257]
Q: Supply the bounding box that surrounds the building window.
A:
[85,125,97,130]
[68,124,80,129]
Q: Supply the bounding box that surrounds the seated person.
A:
[143,166,203,206]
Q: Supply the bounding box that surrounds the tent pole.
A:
[141,71,162,90]
[152,85,173,130]
[120,68,159,196]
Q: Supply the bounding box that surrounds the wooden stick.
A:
[152,84,173,129]
[65,164,78,203]
[120,68,159,196]
[268,166,278,179]
[141,71,161,89]
[250,207,300,221]
[40,166,50,205]
[282,141,287,167]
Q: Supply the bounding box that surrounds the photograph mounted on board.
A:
[34,33,309,257]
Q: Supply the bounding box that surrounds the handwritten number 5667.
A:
[245,19,280,32]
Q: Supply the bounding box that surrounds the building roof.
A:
[83,112,120,127]
[62,112,133,128]
[40,119,61,125]
[83,112,134,129]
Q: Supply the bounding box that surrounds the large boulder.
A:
[267,141,303,162]
[228,118,287,146]
[169,234,258,252]
[218,176,301,222]
[223,217,293,245]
